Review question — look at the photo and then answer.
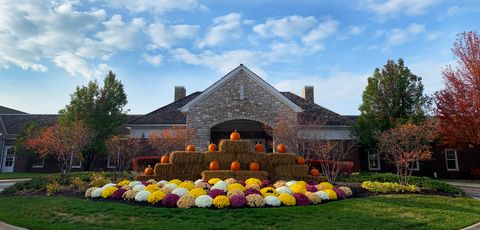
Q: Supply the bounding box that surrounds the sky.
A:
[0,0,479,115]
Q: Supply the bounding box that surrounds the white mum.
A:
[211,181,227,191]
[315,191,329,200]
[276,186,292,195]
[91,187,104,198]
[285,180,297,187]
[129,181,142,187]
[157,180,169,187]
[194,179,205,186]
[264,196,281,206]
[172,187,189,197]
[195,195,213,208]
[163,183,178,190]
[135,190,151,202]
[133,184,146,192]
[102,183,117,188]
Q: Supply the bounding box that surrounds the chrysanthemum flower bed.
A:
[85,178,353,209]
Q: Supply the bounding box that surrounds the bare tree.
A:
[106,136,142,179]
[148,127,197,155]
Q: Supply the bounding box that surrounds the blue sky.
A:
[0,0,479,115]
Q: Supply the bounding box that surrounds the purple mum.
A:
[307,184,318,192]
[293,193,311,206]
[162,194,180,207]
[111,188,127,200]
[307,180,318,186]
[208,189,226,199]
[141,181,151,186]
[229,195,247,208]
[333,188,346,200]
[260,180,271,188]
[244,188,262,196]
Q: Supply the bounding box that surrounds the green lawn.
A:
[0,172,54,180]
[0,195,479,230]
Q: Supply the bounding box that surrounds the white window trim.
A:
[368,151,381,171]
[107,155,116,169]
[412,159,420,171]
[445,149,459,171]
[32,158,45,168]
[71,156,82,169]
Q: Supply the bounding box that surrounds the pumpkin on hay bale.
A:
[219,139,252,153]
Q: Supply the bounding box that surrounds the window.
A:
[32,157,45,168]
[412,159,420,171]
[368,151,380,170]
[107,155,116,169]
[4,147,15,167]
[445,149,459,171]
[71,156,82,169]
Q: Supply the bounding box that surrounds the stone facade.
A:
[185,70,298,149]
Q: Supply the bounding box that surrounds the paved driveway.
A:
[444,181,480,199]
[0,179,30,192]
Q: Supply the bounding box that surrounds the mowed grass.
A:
[0,195,479,230]
[0,172,54,180]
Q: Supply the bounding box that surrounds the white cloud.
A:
[387,23,425,46]
[147,23,200,49]
[301,18,339,51]
[363,0,440,17]
[53,52,109,79]
[274,70,369,115]
[409,59,453,95]
[95,15,145,50]
[253,15,317,39]
[198,13,243,48]
[108,0,201,13]
[142,53,163,66]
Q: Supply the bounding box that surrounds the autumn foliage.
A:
[435,31,480,147]
[148,127,197,155]
[105,136,142,174]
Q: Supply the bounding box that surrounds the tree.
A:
[25,122,95,177]
[353,58,432,150]
[435,31,480,147]
[15,122,42,171]
[264,114,300,153]
[377,121,436,185]
[148,127,197,155]
[106,136,142,179]
[59,71,128,170]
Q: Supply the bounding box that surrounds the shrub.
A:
[46,181,61,196]
[361,181,419,193]
[90,173,111,187]
[72,177,86,189]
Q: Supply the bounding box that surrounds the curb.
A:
[0,221,28,230]
[462,222,480,230]
[0,178,31,183]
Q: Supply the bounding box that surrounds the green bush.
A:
[340,172,465,196]
[361,181,419,193]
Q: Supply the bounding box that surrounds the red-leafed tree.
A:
[148,127,197,155]
[106,136,142,177]
[25,122,95,177]
[435,31,480,147]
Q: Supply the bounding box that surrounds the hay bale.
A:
[203,152,236,170]
[219,139,252,153]
[274,165,309,179]
[170,151,205,164]
[267,153,296,165]
[154,163,176,177]
[232,171,269,181]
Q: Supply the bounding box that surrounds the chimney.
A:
[174,86,186,102]
[302,86,314,103]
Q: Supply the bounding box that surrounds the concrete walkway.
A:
[0,178,30,192]
[444,181,480,199]
[0,222,28,230]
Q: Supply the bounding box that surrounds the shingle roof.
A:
[129,92,202,124]
[130,91,354,126]
[0,106,27,114]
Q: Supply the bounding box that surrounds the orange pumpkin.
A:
[249,161,260,171]
[295,157,305,165]
[160,155,169,164]
[230,130,240,141]
[255,143,265,152]
[208,143,217,152]
[186,145,196,152]
[310,168,320,177]
[209,161,220,171]
[277,144,287,153]
[144,165,154,176]
[230,160,241,171]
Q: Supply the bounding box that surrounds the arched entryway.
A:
[210,119,273,152]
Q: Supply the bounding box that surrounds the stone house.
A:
[1,65,479,178]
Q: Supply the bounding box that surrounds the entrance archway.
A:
[210,119,272,152]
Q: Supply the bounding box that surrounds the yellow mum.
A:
[278,193,296,206]
[117,180,130,187]
[260,187,278,197]
[324,189,337,200]
[295,181,307,188]
[147,191,166,204]
[290,184,307,194]
[208,178,222,185]
[169,179,182,185]
[227,183,245,192]
[188,188,207,198]
[145,184,160,193]
[245,178,262,186]
[178,181,195,191]
[317,182,333,190]
[212,195,230,209]
[101,186,118,199]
